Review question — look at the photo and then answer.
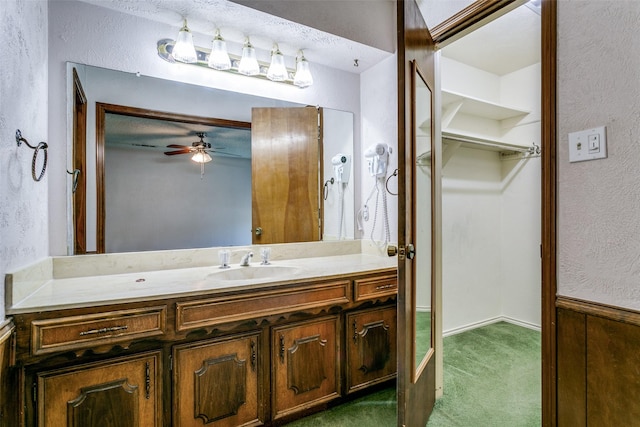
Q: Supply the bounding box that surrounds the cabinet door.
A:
[271,316,340,419]
[173,332,261,427]
[37,351,161,427]
[346,306,397,393]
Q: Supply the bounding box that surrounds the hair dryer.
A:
[364,143,392,177]
[331,153,351,183]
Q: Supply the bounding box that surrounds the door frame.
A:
[428,0,557,425]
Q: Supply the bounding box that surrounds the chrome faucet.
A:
[240,251,253,267]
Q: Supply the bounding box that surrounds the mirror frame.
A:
[94,103,251,253]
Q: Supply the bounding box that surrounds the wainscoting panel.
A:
[557,297,640,426]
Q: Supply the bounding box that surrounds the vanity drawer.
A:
[176,281,350,331]
[31,306,167,355]
[354,275,397,301]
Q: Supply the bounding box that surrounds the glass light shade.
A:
[293,54,313,88]
[173,20,198,63]
[191,151,212,163]
[238,39,260,76]
[267,47,288,81]
[207,31,231,70]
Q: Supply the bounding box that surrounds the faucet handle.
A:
[260,247,271,265]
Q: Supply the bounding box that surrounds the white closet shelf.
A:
[442,131,534,153]
[442,90,531,121]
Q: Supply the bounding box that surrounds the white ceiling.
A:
[441,4,541,76]
[77,0,391,73]
[78,0,540,77]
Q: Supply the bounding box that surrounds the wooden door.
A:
[173,332,261,427]
[397,0,438,426]
[346,306,397,394]
[271,316,339,420]
[251,107,322,244]
[37,351,161,427]
[72,68,87,254]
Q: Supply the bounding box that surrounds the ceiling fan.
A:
[164,132,237,178]
[164,132,235,163]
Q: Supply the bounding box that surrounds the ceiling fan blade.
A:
[164,149,192,156]
[166,144,190,149]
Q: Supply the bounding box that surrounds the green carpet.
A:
[286,321,540,426]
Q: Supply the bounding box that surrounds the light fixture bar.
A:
[157,39,306,87]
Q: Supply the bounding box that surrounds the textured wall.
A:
[0,1,49,320]
[557,0,640,310]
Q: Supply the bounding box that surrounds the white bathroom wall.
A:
[359,54,399,250]
[48,0,363,255]
[0,1,49,320]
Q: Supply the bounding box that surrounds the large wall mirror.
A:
[69,63,355,254]
[413,61,434,379]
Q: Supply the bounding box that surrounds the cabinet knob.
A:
[255,227,263,236]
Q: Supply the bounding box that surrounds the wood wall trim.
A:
[557,296,640,327]
[431,0,521,47]
[541,0,558,426]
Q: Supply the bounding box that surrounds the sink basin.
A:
[207,265,300,282]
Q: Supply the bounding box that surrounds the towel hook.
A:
[15,129,48,182]
[67,168,81,193]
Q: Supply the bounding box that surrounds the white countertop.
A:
[7,242,397,314]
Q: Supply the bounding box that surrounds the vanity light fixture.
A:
[293,50,313,88]
[266,44,288,82]
[238,37,260,76]
[157,32,314,88]
[207,29,231,70]
[172,19,198,63]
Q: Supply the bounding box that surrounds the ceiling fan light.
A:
[267,44,288,81]
[293,51,313,88]
[208,30,231,70]
[238,38,260,76]
[173,19,198,64]
[192,151,212,163]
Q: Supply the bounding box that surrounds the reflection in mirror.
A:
[101,107,252,253]
[69,63,355,253]
[413,62,433,378]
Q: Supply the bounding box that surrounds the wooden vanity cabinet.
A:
[271,316,340,420]
[12,270,396,427]
[172,332,263,427]
[346,306,397,394]
[36,351,162,427]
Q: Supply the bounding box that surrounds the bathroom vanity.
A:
[6,243,397,426]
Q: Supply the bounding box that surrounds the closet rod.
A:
[442,132,534,154]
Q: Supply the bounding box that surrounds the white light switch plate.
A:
[569,126,607,163]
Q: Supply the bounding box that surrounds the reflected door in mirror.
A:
[251,107,322,244]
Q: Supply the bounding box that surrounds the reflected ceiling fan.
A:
[164,132,236,163]
[164,132,237,178]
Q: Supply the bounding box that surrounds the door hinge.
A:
[32,382,37,403]
[169,354,173,371]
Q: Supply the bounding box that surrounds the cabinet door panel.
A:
[173,332,261,427]
[37,351,161,427]
[347,306,397,393]
[272,316,340,419]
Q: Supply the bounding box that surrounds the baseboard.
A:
[443,316,541,337]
